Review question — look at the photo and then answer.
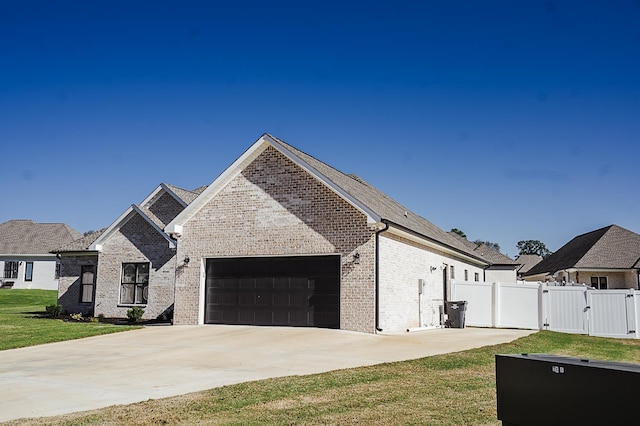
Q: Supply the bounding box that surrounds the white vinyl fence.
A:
[452,281,640,339]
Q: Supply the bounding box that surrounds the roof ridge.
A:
[268,135,486,263]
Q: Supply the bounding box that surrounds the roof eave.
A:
[90,205,176,251]
[383,222,488,267]
[166,134,381,235]
[267,135,381,224]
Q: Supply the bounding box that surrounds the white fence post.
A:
[493,282,499,328]
[635,291,640,339]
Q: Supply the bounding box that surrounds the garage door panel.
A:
[273,292,290,306]
[238,310,255,323]
[238,292,254,306]
[273,277,288,289]
[254,292,270,306]
[290,277,308,289]
[205,256,340,328]
[239,278,255,289]
[289,310,310,325]
[256,277,272,289]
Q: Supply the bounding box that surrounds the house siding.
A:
[485,267,518,283]
[1,257,59,290]
[57,254,98,315]
[378,232,485,332]
[173,146,377,332]
[94,215,176,320]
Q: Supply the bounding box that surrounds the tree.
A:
[474,240,500,252]
[450,228,466,238]
[517,240,552,258]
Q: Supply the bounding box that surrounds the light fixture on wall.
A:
[353,251,360,264]
[430,266,437,273]
[184,256,190,265]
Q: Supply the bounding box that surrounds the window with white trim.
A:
[80,265,95,303]
[474,272,479,282]
[25,262,33,281]
[120,263,149,305]
[4,261,18,279]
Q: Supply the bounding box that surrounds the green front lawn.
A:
[0,289,140,351]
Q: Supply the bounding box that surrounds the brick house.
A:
[55,134,515,332]
[54,184,204,319]
[165,134,511,333]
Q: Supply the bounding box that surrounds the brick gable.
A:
[174,146,377,332]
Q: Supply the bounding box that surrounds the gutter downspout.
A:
[375,221,390,333]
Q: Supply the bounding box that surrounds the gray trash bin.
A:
[445,301,467,328]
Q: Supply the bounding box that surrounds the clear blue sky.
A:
[2,0,639,257]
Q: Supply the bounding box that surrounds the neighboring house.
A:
[523,225,640,289]
[0,220,82,290]
[55,133,523,333]
[449,233,519,283]
[514,254,542,279]
[53,184,204,319]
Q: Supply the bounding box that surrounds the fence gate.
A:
[542,286,589,335]
[588,290,636,338]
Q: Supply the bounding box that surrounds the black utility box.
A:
[495,353,640,426]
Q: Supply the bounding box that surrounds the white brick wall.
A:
[378,232,486,332]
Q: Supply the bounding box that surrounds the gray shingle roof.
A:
[54,183,203,254]
[51,229,106,253]
[514,254,543,274]
[270,135,486,263]
[0,220,82,255]
[524,225,640,276]
[449,232,518,265]
[164,184,205,205]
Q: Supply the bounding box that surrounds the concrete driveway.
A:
[0,325,534,422]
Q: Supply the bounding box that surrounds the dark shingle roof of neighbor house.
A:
[0,220,82,255]
[514,254,543,275]
[448,232,519,266]
[270,135,487,263]
[524,225,640,276]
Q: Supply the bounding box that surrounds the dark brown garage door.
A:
[205,255,340,328]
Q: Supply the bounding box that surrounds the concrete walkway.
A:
[0,325,534,422]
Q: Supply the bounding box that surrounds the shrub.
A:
[45,304,62,318]
[88,316,99,323]
[70,312,84,321]
[126,307,145,323]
